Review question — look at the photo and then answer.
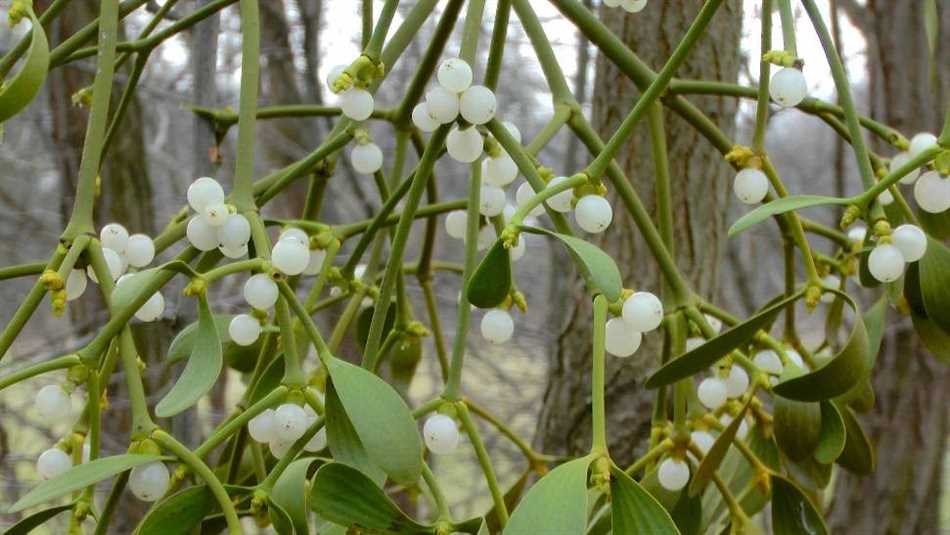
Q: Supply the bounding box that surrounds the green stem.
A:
[460,0,486,64]
[525,105,571,156]
[364,0,400,59]
[92,471,128,535]
[591,295,608,454]
[422,464,452,520]
[483,0,511,90]
[0,262,46,281]
[457,402,508,526]
[279,281,332,360]
[202,259,265,284]
[0,354,80,392]
[232,0,261,210]
[753,0,773,152]
[361,0,372,49]
[421,280,450,381]
[776,0,797,57]
[648,104,674,249]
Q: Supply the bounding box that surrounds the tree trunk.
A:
[535,1,742,466]
[827,2,950,533]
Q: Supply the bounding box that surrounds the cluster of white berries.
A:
[884,133,950,214]
[247,401,326,458]
[412,58,497,163]
[423,413,460,455]
[769,67,808,108]
[733,167,769,205]
[185,177,251,259]
[866,223,927,283]
[753,347,805,388]
[32,385,92,487]
[604,291,664,358]
[66,223,157,311]
[602,0,648,13]
[328,64,374,122]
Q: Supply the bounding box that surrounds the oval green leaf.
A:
[918,237,950,332]
[609,464,679,534]
[0,8,49,124]
[466,239,512,309]
[646,291,803,389]
[834,402,875,475]
[773,395,822,462]
[770,475,828,535]
[503,456,594,535]
[134,484,250,535]
[167,314,260,373]
[270,458,320,535]
[813,400,846,464]
[3,503,73,534]
[485,469,530,533]
[689,399,751,497]
[324,383,385,485]
[9,454,162,513]
[728,195,849,237]
[326,357,422,484]
[773,291,869,401]
[519,226,622,301]
[155,294,223,417]
[309,462,432,534]
[911,312,950,364]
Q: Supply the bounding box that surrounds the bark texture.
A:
[827,2,950,533]
[535,1,742,466]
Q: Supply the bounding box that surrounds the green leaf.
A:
[813,401,846,465]
[519,226,622,301]
[326,358,422,484]
[3,504,73,535]
[773,291,869,401]
[689,400,750,497]
[728,195,849,236]
[156,294,223,417]
[466,239,512,309]
[167,314,259,373]
[669,489,702,535]
[502,456,593,535]
[917,237,950,332]
[270,458,320,535]
[134,485,249,535]
[268,498,295,535]
[609,464,680,534]
[916,209,950,240]
[324,384,385,485]
[9,454,162,513]
[904,261,926,315]
[646,291,803,388]
[770,475,828,535]
[834,403,875,475]
[0,8,49,124]
[911,312,950,364]
[863,296,888,361]
[247,355,285,406]
[773,393,822,462]
[309,463,432,534]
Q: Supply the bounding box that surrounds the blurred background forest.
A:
[0,0,947,532]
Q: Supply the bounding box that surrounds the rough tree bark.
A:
[827,2,950,533]
[535,1,742,466]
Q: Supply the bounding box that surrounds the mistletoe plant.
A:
[1,0,948,533]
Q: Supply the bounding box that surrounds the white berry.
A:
[690,430,715,456]
[248,409,277,443]
[621,0,647,12]
[733,168,769,204]
[100,223,129,253]
[769,68,808,107]
[908,132,938,158]
[622,291,663,332]
[244,274,279,309]
[217,214,250,250]
[720,413,749,440]
[574,195,613,233]
[820,274,840,303]
[605,317,642,357]
[545,176,574,213]
[697,377,727,410]
[437,58,473,93]
[125,234,155,267]
[481,309,514,344]
[868,243,905,283]
[87,247,126,283]
[891,224,927,262]
[483,154,518,187]
[426,86,460,124]
[446,126,483,163]
[129,462,170,501]
[510,235,526,262]
[186,216,219,251]
[914,171,950,213]
[135,291,165,322]
[704,314,722,334]
[272,238,310,276]
[65,269,87,301]
[477,225,495,250]
[459,85,496,125]
[515,182,545,217]
[412,102,440,132]
[877,189,894,206]
[229,314,261,346]
[754,350,783,374]
[279,228,309,246]
[340,88,374,121]
[479,185,506,217]
[274,403,308,442]
[725,366,749,398]
[423,414,460,455]
[685,337,705,353]
[36,448,72,480]
[890,152,921,185]
[302,248,328,276]
[657,458,690,491]
[35,385,71,422]
[847,225,867,243]
[187,177,225,212]
[351,143,384,175]
[219,244,248,259]
[445,210,468,240]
